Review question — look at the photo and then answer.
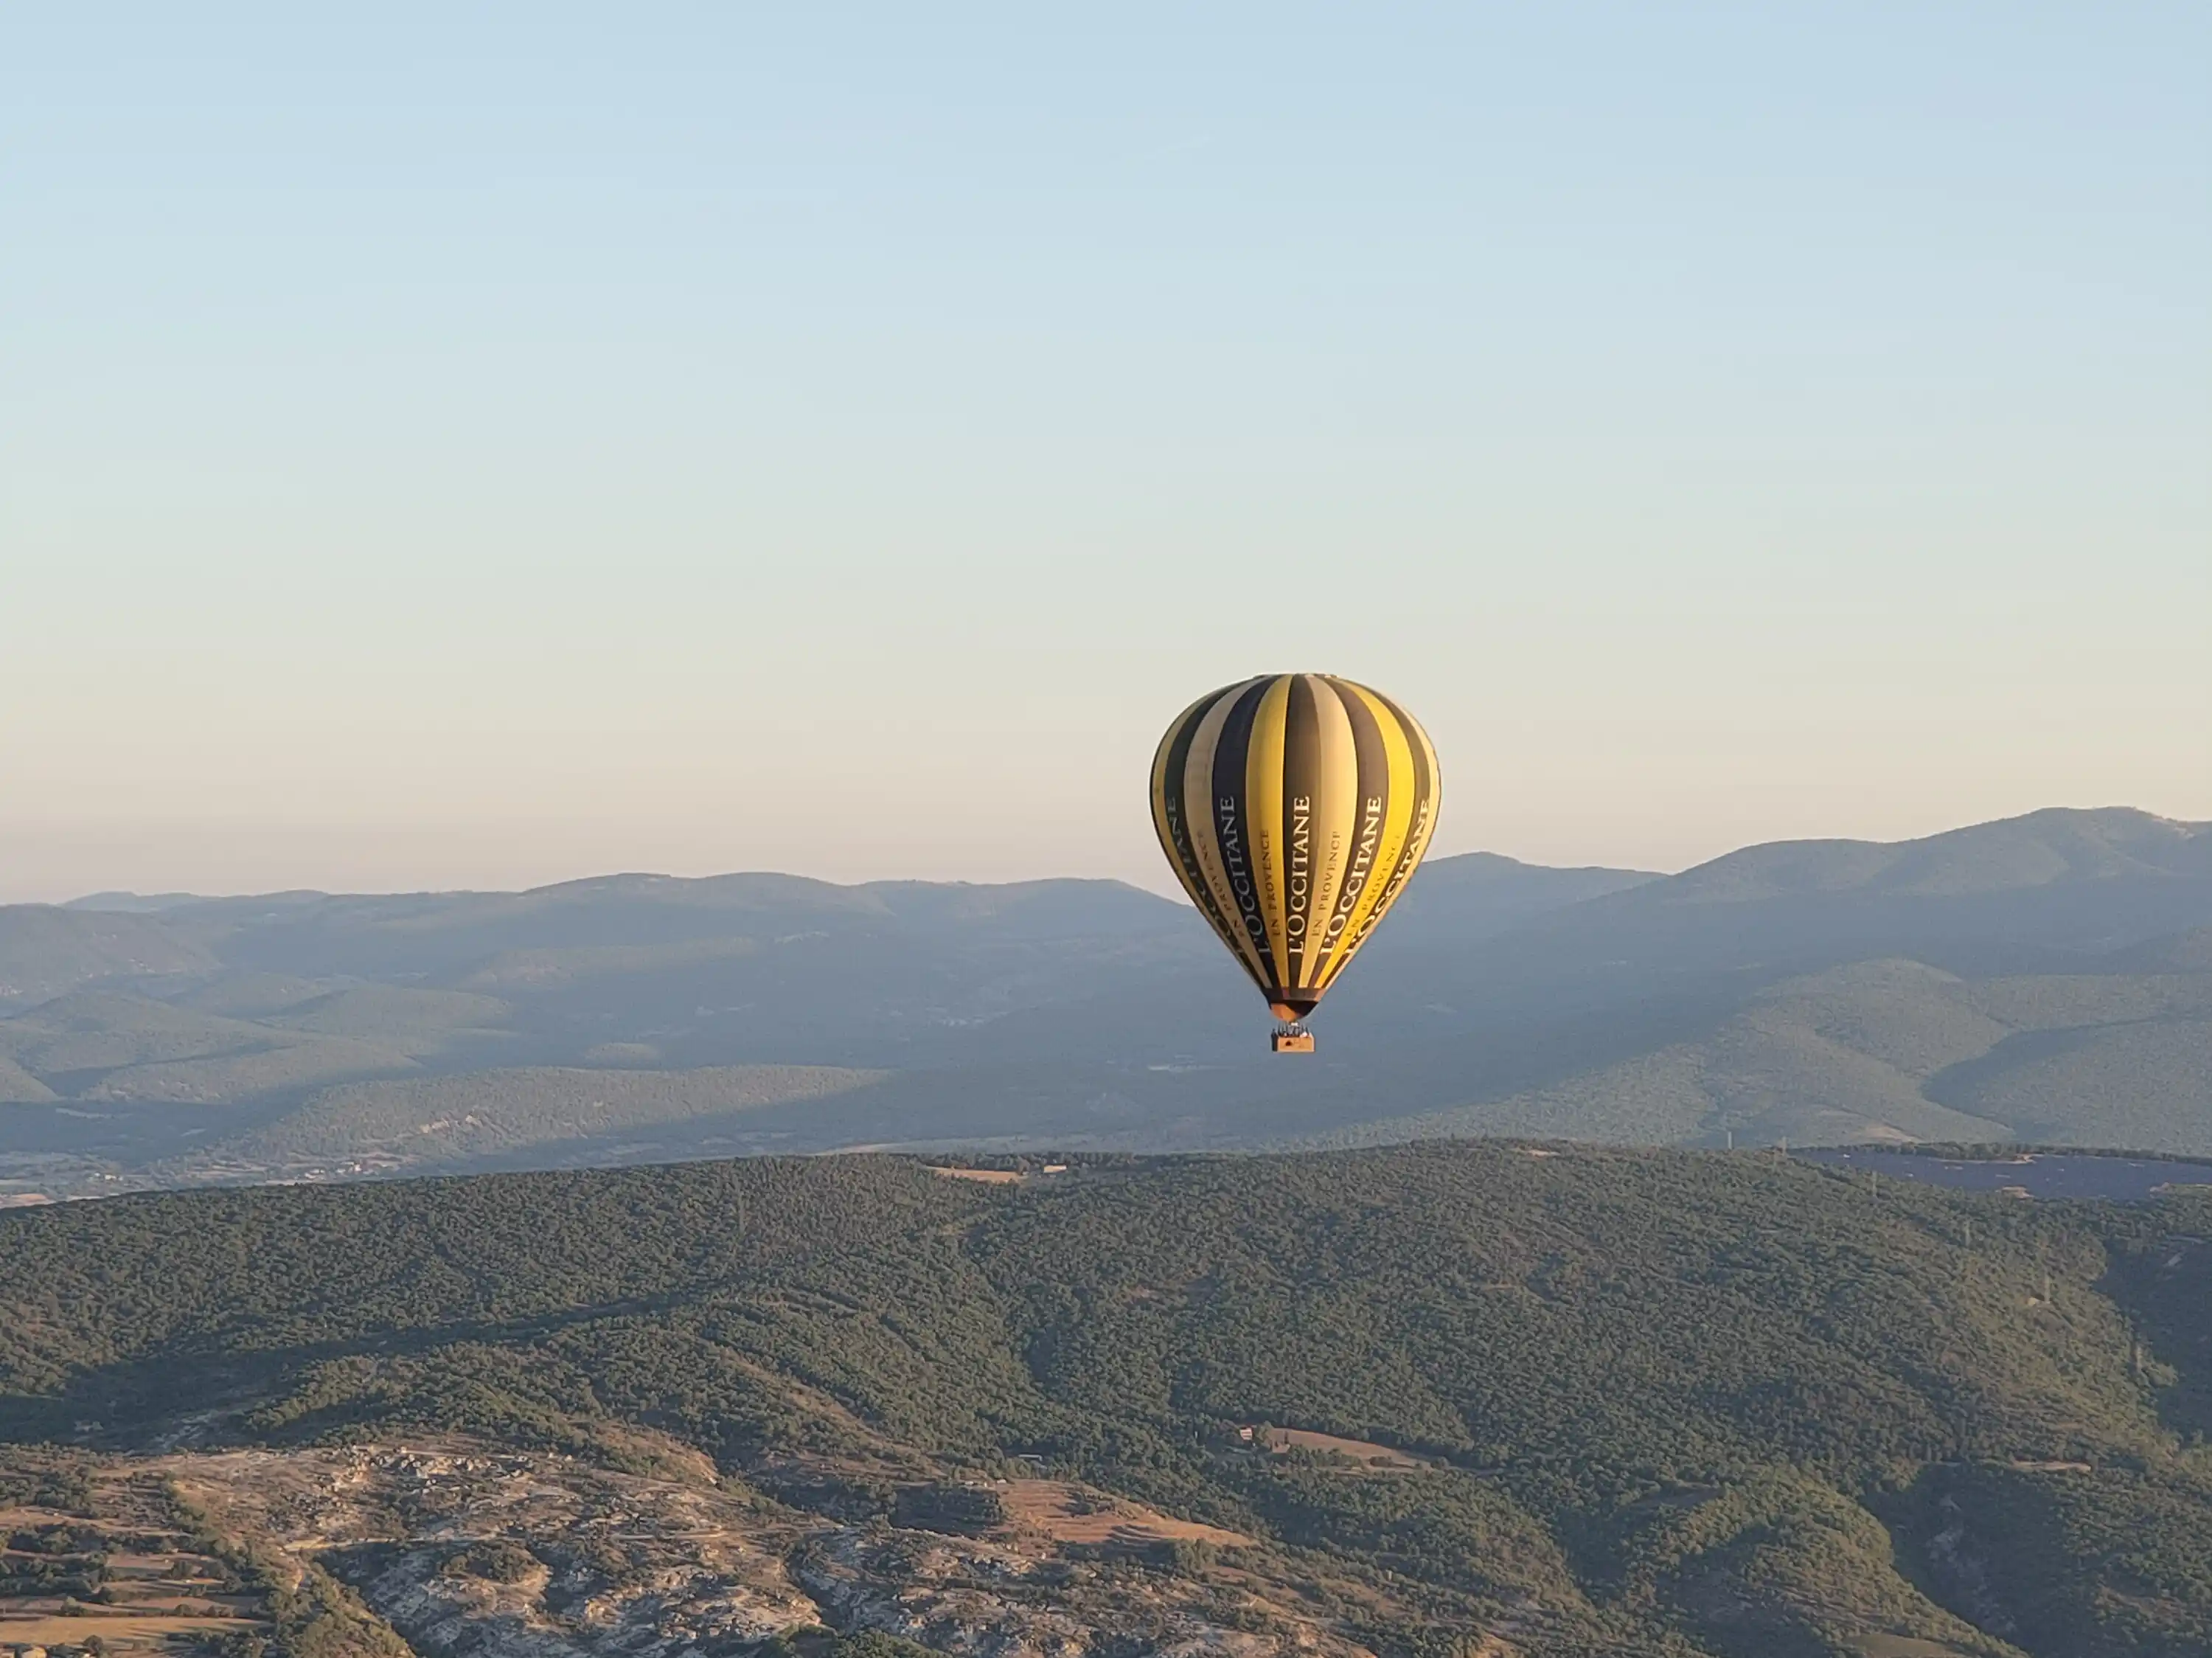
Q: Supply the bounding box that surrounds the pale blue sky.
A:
[4,4,2207,900]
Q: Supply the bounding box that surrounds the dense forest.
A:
[3,1145,2211,1657]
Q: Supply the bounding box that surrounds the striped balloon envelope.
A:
[1150,675,1440,1049]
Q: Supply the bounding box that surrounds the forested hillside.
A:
[4,1145,2211,1656]
[3,808,2208,1201]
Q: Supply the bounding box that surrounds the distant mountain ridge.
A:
[1489,808,2212,979]
[63,890,206,913]
[1660,807,2211,901]
[2,808,2208,1196]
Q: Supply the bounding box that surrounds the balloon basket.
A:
[1270,1024,1315,1055]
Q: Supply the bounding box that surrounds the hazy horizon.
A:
[14,800,2205,912]
[7,6,2207,905]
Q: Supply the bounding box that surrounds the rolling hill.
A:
[0,906,215,1004]
[2,808,2208,1197]
[3,1144,2210,1656]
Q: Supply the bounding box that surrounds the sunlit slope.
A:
[2,1145,2209,1655]
[1311,954,2212,1152]
[0,989,425,1104]
[212,1063,886,1171]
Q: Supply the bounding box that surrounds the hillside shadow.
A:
[1924,1022,2140,1113]
[2094,1227,2212,1443]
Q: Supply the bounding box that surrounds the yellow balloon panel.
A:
[1150,675,1440,1020]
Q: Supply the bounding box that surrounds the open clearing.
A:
[927,1166,1022,1184]
[1251,1426,1430,1470]
[1851,1636,1987,1657]
[995,1480,1249,1548]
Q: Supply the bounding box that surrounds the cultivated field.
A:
[0,1462,270,1657]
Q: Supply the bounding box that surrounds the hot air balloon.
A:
[1150,675,1440,1052]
